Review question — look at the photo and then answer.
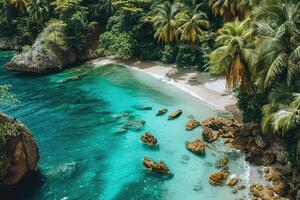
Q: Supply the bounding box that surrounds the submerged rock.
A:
[122,119,145,132]
[209,168,229,186]
[186,140,205,155]
[215,156,229,168]
[140,132,158,146]
[143,157,171,174]
[231,185,246,193]
[168,109,182,120]
[0,113,39,185]
[133,105,152,111]
[156,108,168,116]
[202,127,218,143]
[185,119,200,130]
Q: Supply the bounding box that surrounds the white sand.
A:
[92,58,236,110]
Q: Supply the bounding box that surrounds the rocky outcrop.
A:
[202,117,242,133]
[143,157,171,174]
[141,132,158,146]
[185,119,200,130]
[209,167,229,186]
[168,109,182,120]
[6,22,102,73]
[202,127,218,143]
[0,113,39,185]
[186,140,205,155]
[156,108,168,116]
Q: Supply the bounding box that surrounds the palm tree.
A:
[9,0,27,10]
[261,83,300,168]
[27,0,49,25]
[176,3,209,47]
[209,0,246,22]
[152,1,183,44]
[254,1,300,90]
[209,20,256,92]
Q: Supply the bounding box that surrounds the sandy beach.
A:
[91,58,241,120]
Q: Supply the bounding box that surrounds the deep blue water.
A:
[0,51,249,200]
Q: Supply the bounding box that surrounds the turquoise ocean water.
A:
[0,51,249,200]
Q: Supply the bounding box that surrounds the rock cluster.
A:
[141,132,158,146]
[202,117,242,133]
[168,109,182,120]
[186,140,205,155]
[185,119,200,130]
[202,127,218,143]
[0,113,39,185]
[143,157,171,174]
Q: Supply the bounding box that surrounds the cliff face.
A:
[6,22,101,73]
[0,113,39,185]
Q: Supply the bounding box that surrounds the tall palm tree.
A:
[27,0,49,25]
[9,0,27,10]
[209,20,256,92]
[176,3,209,47]
[152,1,183,44]
[254,1,300,90]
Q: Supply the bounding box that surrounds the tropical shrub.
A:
[160,45,177,64]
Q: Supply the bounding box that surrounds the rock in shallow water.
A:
[168,109,182,120]
[209,167,229,186]
[215,156,229,168]
[185,119,200,130]
[156,108,168,116]
[186,140,205,155]
[202,127,218,143]
[0,113,39,185]
[133,105,152,111]
[141,132,158,146]
[143,157,171,175]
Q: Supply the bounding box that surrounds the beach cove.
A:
[0,51,263,200]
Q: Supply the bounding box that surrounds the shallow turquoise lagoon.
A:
[0,51,249,200]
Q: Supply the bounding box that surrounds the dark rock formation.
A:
[185,119,200,130]
[156,108,168,116]
[0,113,39,185]
[186,140,205,155]
[168,109,182,120]
[6,22,102,73]
[143,157,171,174]
[140,132,158,146]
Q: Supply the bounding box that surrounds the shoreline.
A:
[91,57,241,120]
